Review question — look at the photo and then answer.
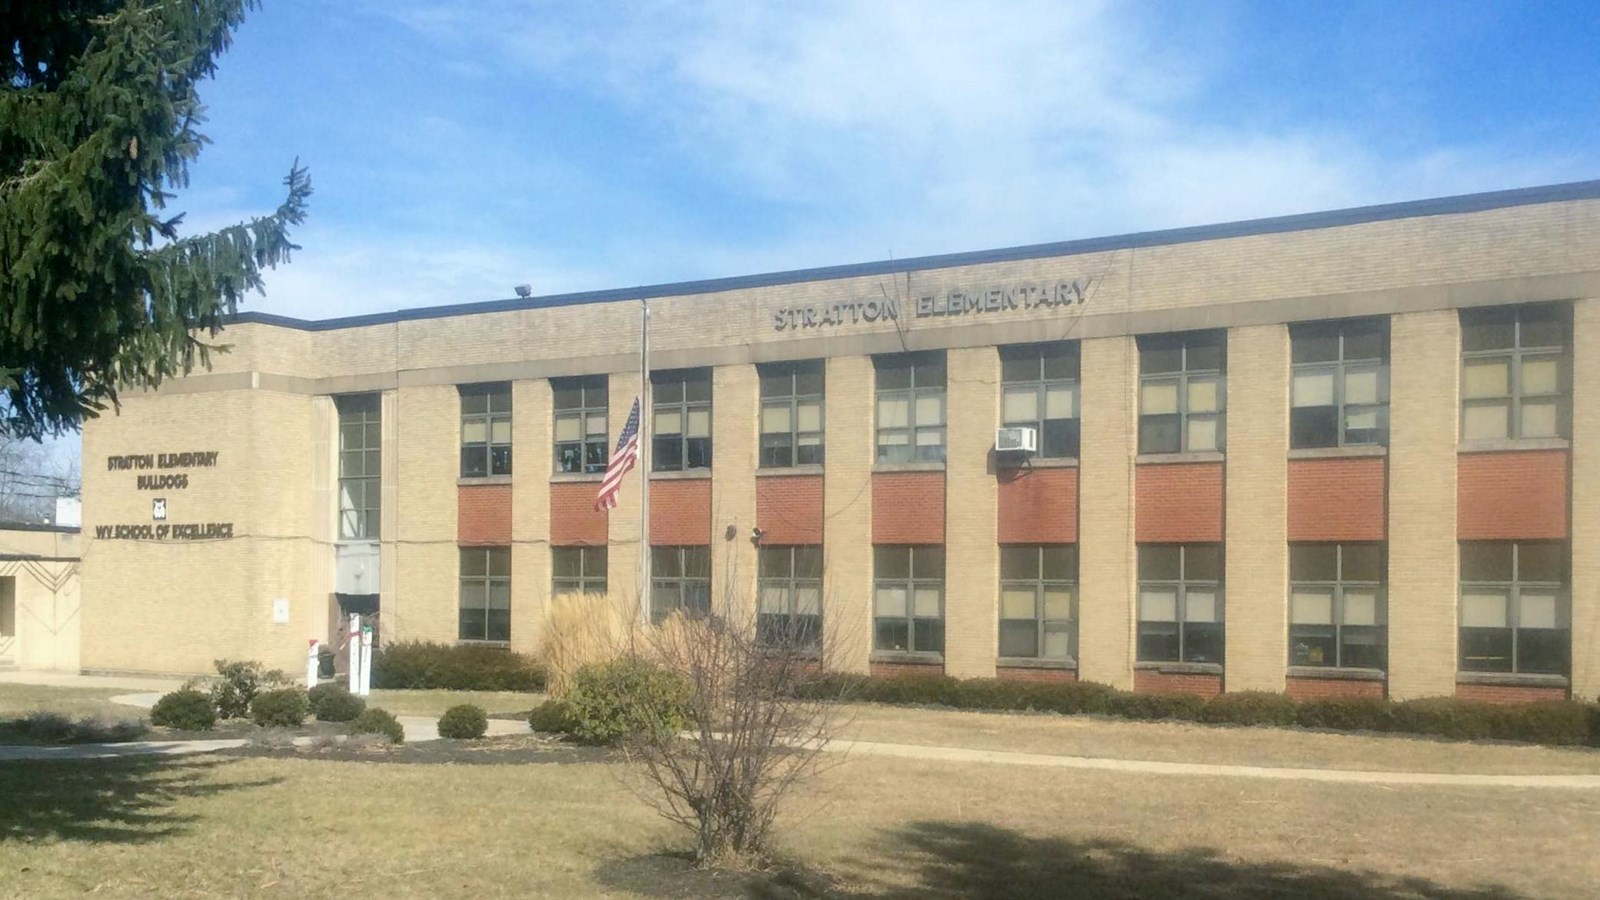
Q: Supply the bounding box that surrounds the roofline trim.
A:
[227,178,1600,333]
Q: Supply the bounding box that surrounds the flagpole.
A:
[637,299,652,625]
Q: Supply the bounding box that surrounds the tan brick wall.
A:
[1571,298,1600,699]
[1387,311,1460,699]
[1223,324,1289,693]
[1287,457,1386,541]
[711,364,759,619]
[944,347,999,679]
[1456,450,1569,539]
[0,529,81,672]
[511,378,553,655]
[392,385,458,645]
[823,356,873,673]
[1078,336,1136,688]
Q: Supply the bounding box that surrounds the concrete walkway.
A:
[0,670,184,692]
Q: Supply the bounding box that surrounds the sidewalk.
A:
[0,671,184,692]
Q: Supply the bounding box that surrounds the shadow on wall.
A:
[0,756,280,845]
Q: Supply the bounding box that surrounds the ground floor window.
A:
[459,546,510,642]
[758,545,822,649]
[998,544,1077,660]
[552,545,607,597]
[1289,543,1385,669]
[873,545,944,654]
[651,546,710,623]
[1137,544,1223,664]
[1460,541,1567,675]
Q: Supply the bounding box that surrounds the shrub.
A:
[565,657,691,745]
[792,672,873,702]
[1390,697,1495,741]
[251,687,310,728]
[1295,696,1394,733]
[527,699,576,734]
[371,641,546,692]
[308,684,366,722]
[1487,701,1594,747]
[1199,691,1299,727]
[151,688,217,731]
[438,704,489,739]
[1110,691,1206,722]
[861,674,961,707]
[210,659,288,719]
[952,678,1040,712]
[351,707,405,744]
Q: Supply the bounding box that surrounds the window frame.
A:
[1289,320,1389,449]
[651,369,713,472]
[758,361,825,469]
[872,545,945,654]
[1138,332,1227,455]
[651,545,711,622]
[1288,543,1387,670]
[998,544,1078,661]
[336,393,382,540]
[757,545,823,650]
[1460,305,1569,442]
[553,375,609,475]
[874,352,947,464]
[999,343,1081,460]
[552,545,608,597]
[458,546,511,643]
[459,383,512,478]
[1459,541,1569,676]
[1136,544,1225,664]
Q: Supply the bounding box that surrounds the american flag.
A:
[594,398,641,511]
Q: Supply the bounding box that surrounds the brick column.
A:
[392,385,457,644]
[711,364,759,619]
[1078,335,1136,688]
[1223,325,1290,692]
[1570,298,1600,699]
[944,348,1000,678]
[1387,310,1460,699]
[511,379,553,655]
[824,356,874,673]
[608,372,644,618]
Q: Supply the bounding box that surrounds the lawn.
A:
[0,685,144,722]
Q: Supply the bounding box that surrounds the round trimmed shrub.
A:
[1199,691,1298,727]
[308,684,366,722]
[251,687,310,728]
[351,707,405,744]
[151,688,218,731]
[527,699,575,734]
[438,704,489,739]
[565,657,692,746]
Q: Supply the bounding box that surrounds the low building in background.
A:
[0,524,81,672]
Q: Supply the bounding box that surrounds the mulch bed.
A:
[220,732,616,765]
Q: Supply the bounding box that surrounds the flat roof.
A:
[230,178,1600,333]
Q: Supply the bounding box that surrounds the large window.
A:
[1461,304,1568,441]
[1138,332,1225,454]
[552,546,607,597]
[553,376,608,474]
[652,370,712,471]
[1289,543,1385,669]
[1290,320,1388,449]
[1137,544,1223,664]
[998,545,1077,660]
[1460,541,1567,675]
[759,361,824,468]
[459,383,512,477]
[758,546,823,649]
[875,353,947,463]
[651,546,710,622]
[337,394,381,540]
[459,547,511,642]
[1000,343,1080,459]
[873,545,944,654]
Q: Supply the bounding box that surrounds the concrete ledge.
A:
[871,461,946,474]
[1135,661,1224,675]
[1135,451,1226,465]
[996,657,1078,671]
[1457,438,1571,454]
[457,475,513,487]
[649,469,712,481]
[1287,666,1386,682]
[550,472,605,484]
[1288,445,1388,460]
[1456,672,1570,688]
[755,465,826,478]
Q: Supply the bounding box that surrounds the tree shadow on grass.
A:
[785,820,1526,900]
[0,756,281,845]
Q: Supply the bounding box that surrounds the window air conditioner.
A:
[995,426,1037,453]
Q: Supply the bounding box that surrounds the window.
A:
[873,545,944,653]
[337,394,381,540]
[1289,543,1385,669]
[759,361,825,468]
[1290,320,1388,448]
[651,546,710,622]
[998,545,1077,660]
[758,546,823,649]
[1137,544,1223,664]
[652,370,712,471]
[875,353,946,463]
[1461,304,1568,441]
[1138,332,1225,454]
[1460,541,1567,675]
[554,376,608,474]
[459,383,512,477]
[459,547,511,642]
[1000,343,1080,458]
[552,546,607,597]
[0,577,14,639]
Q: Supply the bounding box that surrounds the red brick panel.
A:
[869,661,946,678]
[1285,677,1385,701]
[649,477,712,545]
[1455,682,1568,704]
[871,472,945,544]
[1457,450,1569,540]
[756,474,824,545]
[549,482,607,546]
[1133,669,1223,698]
[997,666,1079,684]
[1134,463,1224,543]
[458,484,512,546]
[997,467,1078,543]
[1287,457,1386,542]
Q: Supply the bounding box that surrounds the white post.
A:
[347,613,361,693]
[358,626,373,697]
[306,639,319,689]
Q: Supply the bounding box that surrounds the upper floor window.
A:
[758,545,823,649]
[337,393,381,540]
[1000,343,1080,459]
[1137,543,1223,664]
[552,545,607,597]
[651,545,710,622]
[652,370,712,472]
[459,547,510,642]
[875,352,946,464]
[1460,541,1567,676]
[999,544,1077,660]
[460,383,512,478]
[1290,543,1385,670]
[873,545,944,654]
[1139,332,1225,455]
[554,376,608,475]
[1291,319,1388,449]
[1461,304,1568,442]
[759,361,824,468]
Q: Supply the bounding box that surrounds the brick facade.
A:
[1287,457,1387,542]
[1285,676,1386,701]
[648,477,712,545]
[870,660,946,679]
[457,484,512,545]
[1133,669,1223,698]
[996,666,1078,684]
[996,466,1078,543]
[548,482,607,545]
[1135,462,1224,543]
[755,474,824,545]
[871,471,946,544]
[1455,682,1568,704]
[1457,450,1569,539]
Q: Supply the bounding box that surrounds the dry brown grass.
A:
[0,685,143,721]
[539,592,638,696]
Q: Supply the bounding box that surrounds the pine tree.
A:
[1,0,311,440]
